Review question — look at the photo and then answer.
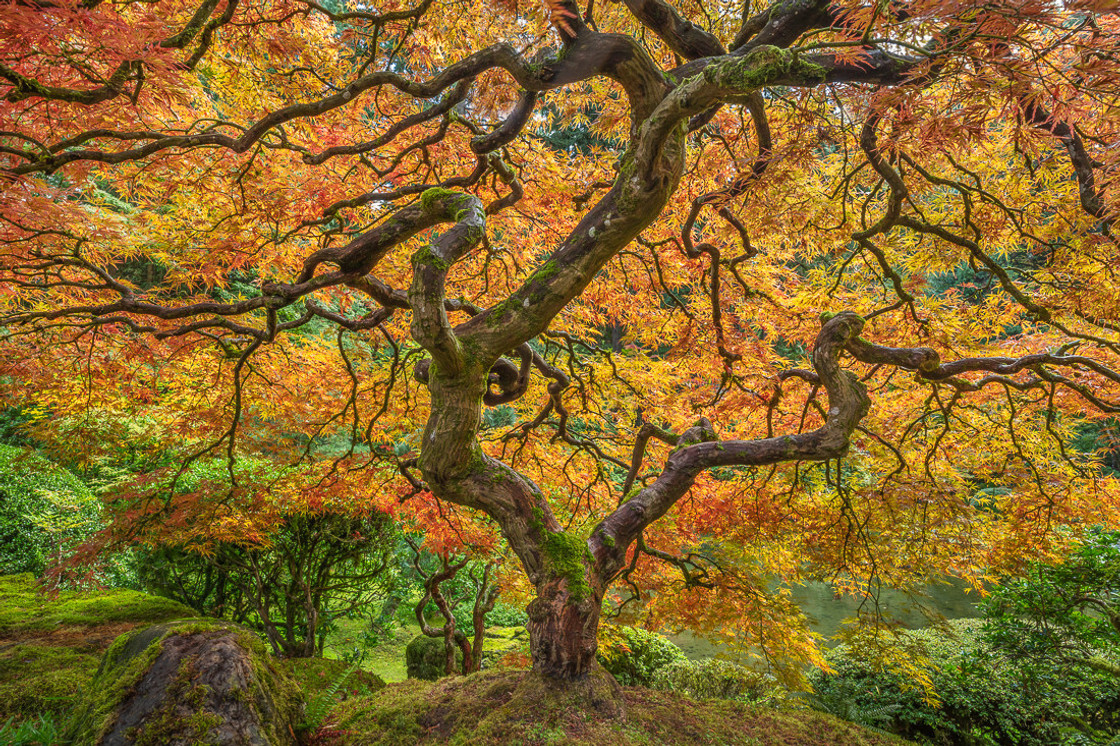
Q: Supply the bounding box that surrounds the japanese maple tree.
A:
[2,0,1119,689]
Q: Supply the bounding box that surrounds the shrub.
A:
[406,634,462,680]
[483,601,528,628]
[0,445,101,576]
[652,658,776,702]
[979,529,1120,741]
[810,618,1120,746]
[596,623,687,686]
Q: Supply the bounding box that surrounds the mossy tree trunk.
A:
[403,33,878,686]
[526,573,604,680]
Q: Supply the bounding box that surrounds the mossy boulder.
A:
[406,634,462,680]
[0,572,193,635]
[66,619,303,746]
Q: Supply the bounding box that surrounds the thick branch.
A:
[591,312,871,580]
[620,0,725,59]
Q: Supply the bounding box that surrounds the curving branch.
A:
[620,0,725,59]
[592,312,871,580]
[731,0,833,53]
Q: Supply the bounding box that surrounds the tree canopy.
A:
[2,0,1119,683]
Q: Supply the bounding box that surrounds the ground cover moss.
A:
[328,669,913,746]
[0,573,192,634]
[0,573,194,723]
[0,643,100,719]
[283,657,386,701]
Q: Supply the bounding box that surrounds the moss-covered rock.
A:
[329,669,912,745]
[0,572,193,635]
[406,634,462,680]
[65,619,303,746]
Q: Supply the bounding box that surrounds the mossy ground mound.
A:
[328,669,911,746]
[0,573,193,722]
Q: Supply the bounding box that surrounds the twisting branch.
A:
[620,0,726,60]
[592,312,872,580]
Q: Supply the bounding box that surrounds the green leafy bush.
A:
[0,407,34,447]
[979,529,1120,742]
[810,618,1120,745]
[482,601,528,628]
[0,445,101,576]
[652,658,776,702]
[596,623,687,686]
[982,530,1120,672]
[406,634,462,680]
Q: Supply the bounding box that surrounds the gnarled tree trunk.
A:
[526,573,604,680]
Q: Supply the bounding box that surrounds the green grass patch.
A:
[324,616,528,683]
[323,616,416,683]
[0,713,67,746]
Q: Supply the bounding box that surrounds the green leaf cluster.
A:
[0,445,101,576]
[652,658,777,703]
[596,623,687,687]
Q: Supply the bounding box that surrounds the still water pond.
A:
[667,578,982,660]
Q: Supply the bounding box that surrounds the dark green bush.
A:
[979,529,1120,742]
[652,658,776,702]
[596,623,687,686]
[810,618,1120,746]
[406,634,463,680]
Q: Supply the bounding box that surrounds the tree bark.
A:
[526,577,603,680]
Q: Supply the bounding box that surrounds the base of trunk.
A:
[526,584,602,681]
[508,664,625,721]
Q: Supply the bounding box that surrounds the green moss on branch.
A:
[541,531,593,602]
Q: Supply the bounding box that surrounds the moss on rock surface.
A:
[65,619,303,746]
[406,634,462,680]
[328,669,912,746]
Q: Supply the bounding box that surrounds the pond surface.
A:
[667,577,982,660]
